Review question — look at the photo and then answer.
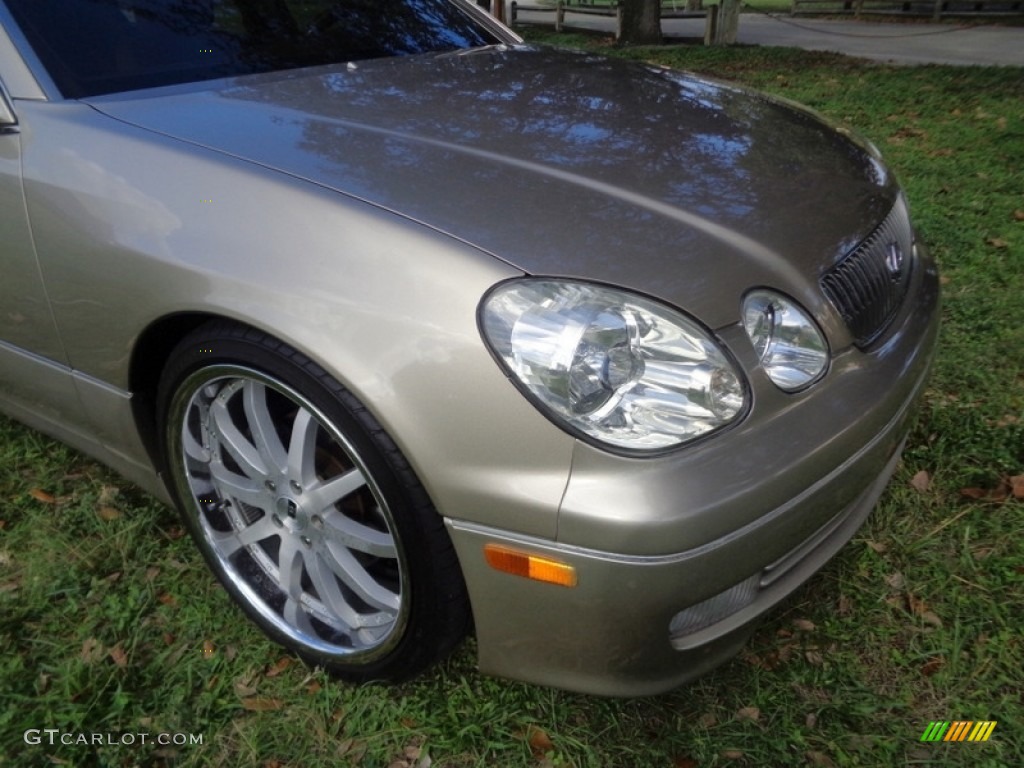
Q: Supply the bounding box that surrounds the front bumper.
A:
[447,246,939,697]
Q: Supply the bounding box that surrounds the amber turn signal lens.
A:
[483,544,578,587]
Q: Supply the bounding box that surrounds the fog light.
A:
[669,573,760,639]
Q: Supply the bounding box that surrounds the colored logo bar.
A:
[920,721,997,742]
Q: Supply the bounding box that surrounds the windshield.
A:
[5,0,502,98]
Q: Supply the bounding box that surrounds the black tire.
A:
[156,320,469,682]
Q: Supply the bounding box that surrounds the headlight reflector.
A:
[742,290,828,391]
[481,280,747,452]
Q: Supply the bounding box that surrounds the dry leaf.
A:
[805,650,824,666]
[921,656,944,676]
[240,697,283,711]
[736,706,761,723]
[920,611,943,628]
[98,485,119,505]
[906,593,928,615]
[910,470,931,493]
[1010,474,1024,499]
[805,713,818,729]
[203,640,216,657]
[885,572,906,590]
[722,750,745,760]
[29,488,56,504]
[960,487,988,500]
[305,680,322,695]
[673,758,699,768]
[866,540,887,554]
[793,619,816,632]
[97,506,121,522]
[985,237,1009,249]
[158,593,178,607]
[81,637,105,664]
[265,657,292,677]
[109,644,128,668]
[698,713,717,728]
[837,594,853,616]
[1013,209,1024,222]
[527,726,554,755]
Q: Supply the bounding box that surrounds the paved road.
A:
[514,9,1024,66]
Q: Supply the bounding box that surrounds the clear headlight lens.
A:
[480,280,747,452]
[742,290,828,391]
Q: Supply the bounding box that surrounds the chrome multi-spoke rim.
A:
[171,366,407,659]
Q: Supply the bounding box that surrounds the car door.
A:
[0,21,87,438]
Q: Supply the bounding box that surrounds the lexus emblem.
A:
[885,241,905,279]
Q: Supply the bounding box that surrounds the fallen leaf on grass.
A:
[157,593,178,607]
[29,488,56,504]
[335,738,367,762]
[985,237,1010,249]
[865,540,887,554]
[527,726,554,756]
[907,594,943,628]
[698,713,717,728]
[234,676,258,697]
[240,697,283,712]
[1013,209,1024,222]
[202,639,216,658]
[736,706,761,723]
[885,572,906,590]
[793,619,816,632]
[921,656,944,677]
[97,506,121,522]
[1010,475,1024,499]
[805,650,824,666]
[721,750,745,760]
[81,637,105,664]
[837,594,853,616]
[910,470,932,493]
[265,657,292,677]
[109,644,128,668]
[98,485,120,505]
[673,758,699,768]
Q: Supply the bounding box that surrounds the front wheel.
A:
[157,322,469,681]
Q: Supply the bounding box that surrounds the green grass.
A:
[2,37,1023,768]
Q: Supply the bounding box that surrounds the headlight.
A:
[742,290,828,391]
[480,280,747,452]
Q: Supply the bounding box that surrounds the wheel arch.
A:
[128,311,240,476]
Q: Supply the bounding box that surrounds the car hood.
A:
[89,45,897,328]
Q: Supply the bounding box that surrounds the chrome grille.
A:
[821,198,914,347]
